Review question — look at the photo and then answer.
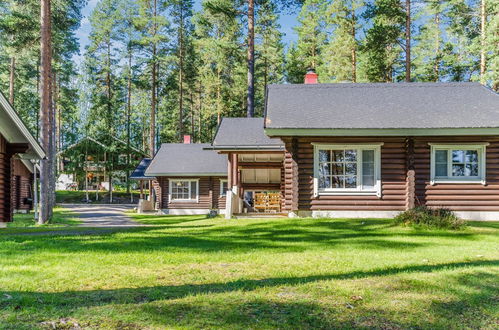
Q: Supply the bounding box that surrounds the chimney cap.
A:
[304,68,318,84]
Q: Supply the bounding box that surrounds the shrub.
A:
[394,206,466,229]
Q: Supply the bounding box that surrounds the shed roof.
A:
[145,143,227,177]
[264,82,499,133]
[0,91,45,159]
[130,158,153,180]
[212,118,284,150]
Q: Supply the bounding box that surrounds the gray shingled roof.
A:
[212,117,284,150]
[145,143,227,176]
[0,90,45,159]
[264,82,499,129]
[130,158,153,180]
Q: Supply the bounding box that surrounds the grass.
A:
[56,190,141,204]
[0,214,498,329]
[8,207,81,228]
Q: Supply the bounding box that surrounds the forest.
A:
[0,0,498,221]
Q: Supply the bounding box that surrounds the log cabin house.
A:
[0,91,45,225]
[262,77,499,221]
[145,141,228,215]
[143,74,499,221]
[59,135,147,193]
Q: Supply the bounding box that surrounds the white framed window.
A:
[220,179,229,196]
[169,179,199,202]
[430,143,488,185]
[313,143,383,197]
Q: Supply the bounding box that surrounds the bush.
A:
[395,206,466,229]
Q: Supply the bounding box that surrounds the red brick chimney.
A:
[304,68,318,84]
[183,135,191,144]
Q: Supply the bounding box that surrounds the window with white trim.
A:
[220,179,229,196]
[169,179,198,202]
[313,144,382,196]
[430,144,487,184]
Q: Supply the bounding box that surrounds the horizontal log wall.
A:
[416,136,499,211]
[283,137,407,212]
[0,134,12,222]
[158,176,227,210]
[11,159,33,211]
[281,136,499,213]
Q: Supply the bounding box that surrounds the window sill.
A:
[169,199,199,203]
[317,191,380,197]
[431,180,485,185]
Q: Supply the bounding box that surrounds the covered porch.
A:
[225,151,285,218]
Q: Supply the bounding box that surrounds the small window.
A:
[430,144,487,184]
[220,180,229,196]
[314,144,382,196]
[169,179,198,202]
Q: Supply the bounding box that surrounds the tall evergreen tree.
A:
[255,0,284,114]
[295,0,327,74]
[362,0,405,82]
[321,0,364,82]
[135,0,170,156]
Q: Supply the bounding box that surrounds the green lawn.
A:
[8,208,81,228]
[0,215,498,329]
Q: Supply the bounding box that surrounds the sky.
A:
[75,0,300,64]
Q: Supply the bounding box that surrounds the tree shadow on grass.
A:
[1,217,494,255]
[1,260,497,329]
[1,259,496,310]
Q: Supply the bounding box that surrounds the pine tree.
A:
[255,0,284,115]
[39,0,53,223]
[321,0,364,82]
[195,0,244,131]
[135,0,170,156]
[285,43,307,83]
[483,0,498,90]
[295,0,327,73]
[362,0,405,82]
[413,0,446,82]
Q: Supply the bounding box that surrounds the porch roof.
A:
[130,158,153,180]
[211,118,284,151]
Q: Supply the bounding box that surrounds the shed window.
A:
[169,179,198,202]
[313,144,382,196]
[430,144,487,184]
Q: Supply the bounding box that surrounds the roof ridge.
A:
[268,82,482,89]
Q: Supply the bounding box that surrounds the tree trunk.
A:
[190,90,194,138]
[480,0,486,81]
[178,4,184,142]
[351,10,357,83]
[150,0,157,157]
[150,59,156,156]
[198,82,202,142]
[126,46,132,195]
[39,0,53,224]
[9,57,15,105]
[434,11,440,81]
[405,0,411,82]
[246,0,255,118]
